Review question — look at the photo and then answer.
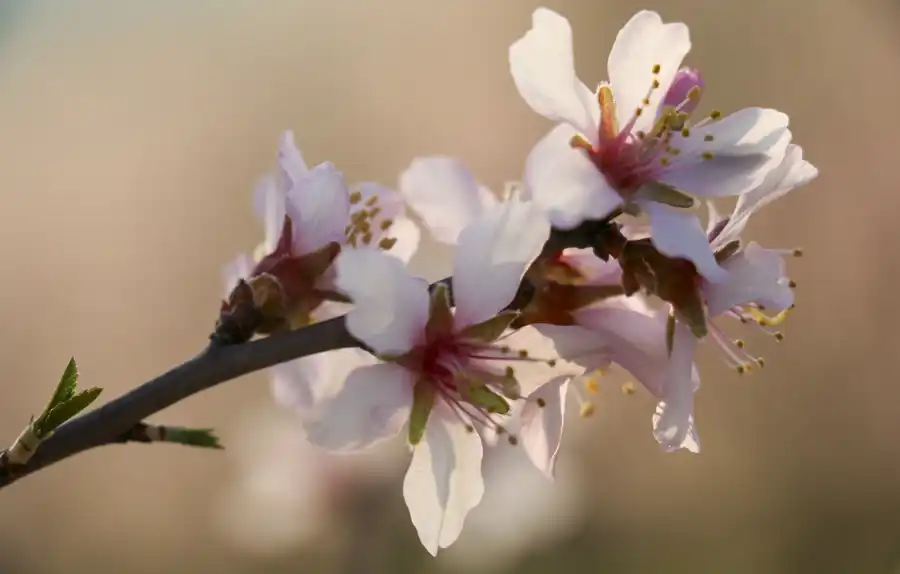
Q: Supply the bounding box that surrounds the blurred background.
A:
[0,0,898,572]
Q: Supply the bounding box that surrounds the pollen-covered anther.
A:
[377,237,397,250]
[703,134,714,142]
[709,110,722,120]
[546,359,557,367]
[349,190,363,205]
[584,377,599,394]
[681,128,690,137]
[793,248,804,257]
[379,219,393,231]
[702,152,714,160]
[651,63,661,74]
[362,232,373,245]
[500,345,511,354]
[364,194,379,207]
[773,331,785,342]
[569,134,593,151]
[734,339,746,349]
[788,280,797,288]
[536,397,547,408]
[755,357,766,369]
[464,424,475,434]
[507,435,519,446]
[579,402,595,418]
[505,366,515,378]
[517,349,529,359]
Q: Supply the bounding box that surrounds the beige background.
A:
[0,0,898,572]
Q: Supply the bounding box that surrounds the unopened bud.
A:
[661,68,704,115]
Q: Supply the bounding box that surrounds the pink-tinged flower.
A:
[654,144,818,451]
[221,130,420,400]
[300,199,583,555]
[516,249,701,459]
[509,8,792,282]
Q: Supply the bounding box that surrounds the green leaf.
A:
[465,385,510,415]
[41,387,102,434]
[458,311,519,343]
[52,358,79,407]
[634,181,695,209]
[408,383,436,446]
[163,427,223,449]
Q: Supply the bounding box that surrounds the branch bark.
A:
[0,315,358,489]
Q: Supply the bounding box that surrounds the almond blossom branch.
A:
[0,315,358,489]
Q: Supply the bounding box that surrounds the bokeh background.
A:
[0,0,898,572]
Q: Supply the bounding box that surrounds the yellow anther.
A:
[378,237,397,250]
[349,191,363,205]
[709,110,722,120]
[569,133,593,151]
[380,219,393,231]
[364,195,379,207]
[702,152,714,160]
[755,357,766,368]
[686,86,702,101]
[704,134,714,142]
[660,157,670,166]
[500,346,511,354]
[734,339,745,349]
[792,248,804,257]
[736,365,747,375]
[788,280,797,288]
[517,349,528,359]
[362,232,373,245]
[536,397,547,408]
[369,207,382,219]
[505,366,515,378]
[636,130,646,140]
[681,128,690,137]
[651,79,660,89]
[585,377,599,394]
[774,332,785,342]
[634,107,643,117]
[546,359,557,367]
[507,435,519,446]
[652,64,661,74]
[621,381,635,395]
[642,98,650,106]
[580,403,595,418]
[464,424,475,433]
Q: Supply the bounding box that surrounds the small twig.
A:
[114,422,223,449]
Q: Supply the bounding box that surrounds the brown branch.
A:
[0,315,358,489]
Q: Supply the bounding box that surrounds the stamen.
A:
[364,195,379,207]
[349,191,363,205]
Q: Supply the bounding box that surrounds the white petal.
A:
[559,247,623,285]
[705,201,725,238]
[252,174,287,252]
[642,201,727,283]
[285,162,352,254]
[403,404,485,555]
[519,376,569,479]
[400,157,496,245]
[303,360,414,452]
[525,124,622,229]
[222,253,255,298]
[705,242,794,317]
[335,248,429,355]
[660,109,791,197]
[271,347,377,415]
[652,320,700,452]
[277,130,309,185]
[382,216,421,263]
[720,144,818,243]
[532,323,610,372]
[607,11,691,135]
[509,8,599,136]
[452,199,551,329]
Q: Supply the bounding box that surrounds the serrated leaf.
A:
[41,387,102,433]
[458,311,518,342]
[408,383,436,446]
[50,358,78,409]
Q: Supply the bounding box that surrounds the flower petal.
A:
[660,109,791,197]
[335,248,429,355]
[525,124,622,229]
[302,360,414,452]
[642,201,727,283]
[271,347,377,416]
[252,174,287,253]
[285,162,352,254]
[559,247,623,285]
[403,404,485,555]
[519,376,569,478]
[277,130,309,186]
[705,242,794,316]
[383,215,421,263]
[652,320,700,452]
[718,144,818,244]
[452,199,551,329]
[509,8,599,137]
[607,11,691,135]
[400,157,497,245]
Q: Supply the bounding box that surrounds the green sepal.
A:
[408,383,436,446]
[425,283,454,342]
[634,181,695,209]
[458,311,518,343]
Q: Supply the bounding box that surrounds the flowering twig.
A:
[0,217,690,491]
